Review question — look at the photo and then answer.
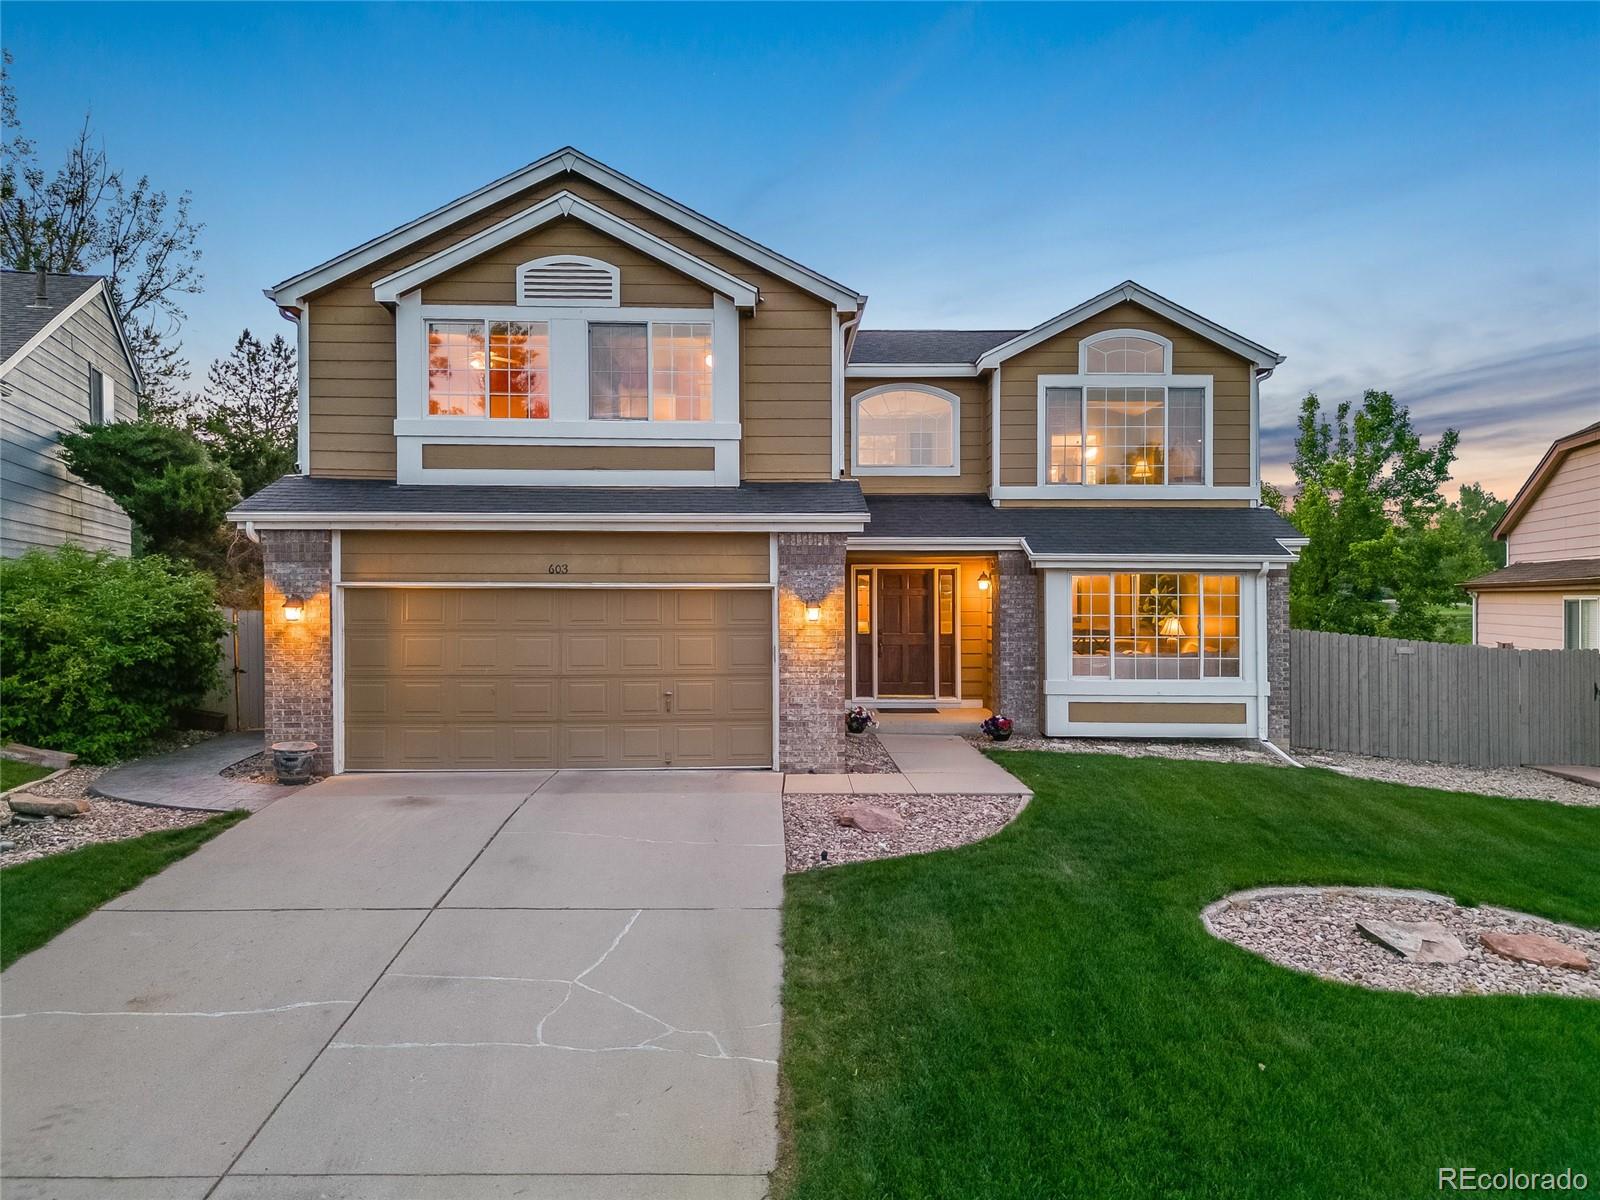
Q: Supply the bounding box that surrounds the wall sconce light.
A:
[282,594,306,623]
[804,603,822,623]
[977,572,991,593]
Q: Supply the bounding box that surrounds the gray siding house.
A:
[1,270,142,556]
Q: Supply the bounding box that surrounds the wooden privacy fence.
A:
[199,607,265,731]
[1290,630,1600,767]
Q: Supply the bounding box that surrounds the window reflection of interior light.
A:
[469,353,485,370]
[704,353,715,368]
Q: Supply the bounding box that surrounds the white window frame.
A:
[1565,595,1600,651]
[1065,571,1245,682]
[88,365,114,425]
[1035,372,1213,493]
[1078,328,1173,375]
[423,317,552,420]
[850,383,961,477]
[587,319,715,424]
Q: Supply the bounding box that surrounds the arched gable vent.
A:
[515,255,620,307]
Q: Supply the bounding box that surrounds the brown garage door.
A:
[342,587,772,770]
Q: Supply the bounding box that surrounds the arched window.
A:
[1082,330,1169,374]
[853,385,959,474]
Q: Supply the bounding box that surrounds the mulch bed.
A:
[784,791,1024,873]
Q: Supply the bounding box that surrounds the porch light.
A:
[977,572,991,593]
[282,594,306,623]
[805,604,822,623]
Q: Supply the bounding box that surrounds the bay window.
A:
[1072,573,1241,679]
[426,319,549,418]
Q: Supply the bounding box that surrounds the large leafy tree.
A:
[1285,390,1461,638]
[185,329,298,496]
[0,51,203,398]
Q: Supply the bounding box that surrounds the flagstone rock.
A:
[837,802,906,833]
[1480,931,1591,971]
[1356,918,1468,964]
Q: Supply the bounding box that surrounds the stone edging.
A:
[0,766,71,802]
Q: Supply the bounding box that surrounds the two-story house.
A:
[233,148,1303,774]
[1464,420,1600,650]
[1,270,143,557]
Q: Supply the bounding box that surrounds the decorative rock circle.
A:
[1202,886,1600,1000]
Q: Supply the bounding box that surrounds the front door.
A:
[877,569,935,695]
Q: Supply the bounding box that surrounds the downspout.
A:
[835,306,865,478]
[271,294,310,475]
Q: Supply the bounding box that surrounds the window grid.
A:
[1071,573,1241,679]
[651,322,713,421]
[589,323,650,420]
[855,388,954,469]
[1167,387,1205,484]
[488,321,550,419]
[1087,387,1166,485]
[1045,386,1085,484]
[1085,335,1166,374]
[427,320,550,418]
[427,321,489,416]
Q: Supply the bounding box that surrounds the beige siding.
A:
[1506,443,1600,564]
[997,301,1254,489]
[420,218,714,308]
[1,293,138,556]
[305,174,835,480]
[1474,590,1570,650]
[419,444,713,472]
[844,376,987,494]
[340,530,771,584]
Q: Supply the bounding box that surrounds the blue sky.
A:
[7,2,1597,495]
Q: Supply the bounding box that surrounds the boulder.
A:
[837,802,905,833]
[2,743,77,770]
[1356,919,1468,964]
[1480,931,1591,972]
[9,794,90,819]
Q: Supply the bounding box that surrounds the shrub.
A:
[0,546,226,763]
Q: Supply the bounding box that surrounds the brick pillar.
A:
[261,529,334,774]
[776,532,847,772]
[994,549,1041,736]
[1266,567,1292,747]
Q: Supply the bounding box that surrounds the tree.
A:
[0,51,204,398]
[1285,390,1461,638]
[1439,483,1509,571]
[187,330,298,496]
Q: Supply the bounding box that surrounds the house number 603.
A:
[547,563,570,575]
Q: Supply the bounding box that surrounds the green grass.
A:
[0,760,51,792]
[777,753,1600,1199]
[0,811,247,968]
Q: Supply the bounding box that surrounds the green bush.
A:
[0,546,226,763]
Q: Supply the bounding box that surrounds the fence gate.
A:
[202,607,265,731]
[1290,630,1600,767]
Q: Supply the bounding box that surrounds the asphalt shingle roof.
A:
[1,271,104,363]
[232,475,869,518]
[849,329,1024,366]
[1463,556,1600,590]
[863,494,1303,557]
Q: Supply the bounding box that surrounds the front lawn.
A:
[0,811,246,968]
[1,759,51,792]
[777,753,1600,1199]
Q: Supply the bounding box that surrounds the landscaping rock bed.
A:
[842,731,897,774]
[1203,886,1600,1000]
[978,735,1276,767]
[218,750,277,784]
[784,791,1024,873]
[1298,751,1599,807]
[0,773,214,866]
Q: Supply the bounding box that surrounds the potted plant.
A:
[980,714,1014,742]
[845,705,877,735]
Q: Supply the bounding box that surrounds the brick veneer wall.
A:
[994,549,1041,736]
[776,532,847,772]
[261,529,334,774]
[1266,567,1292,746]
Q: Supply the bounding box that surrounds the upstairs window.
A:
[1085,333,1166,374]
[427,319,549,418]
[853,385,958,474]
[87,366,113,424]
[589,322,713,421]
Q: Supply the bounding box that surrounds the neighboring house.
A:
[1464,420,1600,650]
[233,147,1303,774]
[0,270,142,556]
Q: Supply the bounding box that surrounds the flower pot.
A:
[989,730,1012,742]
[270,741,318,785]
[846,718,871,735]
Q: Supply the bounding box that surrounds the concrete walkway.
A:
[2,769,784,1199]
[1533,764,1600,788]
[91,731,279,812]
[784,733,1031,796]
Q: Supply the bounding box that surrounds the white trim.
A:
[990,484,1259,502]
[230,511,869,533]
[1077,328,1174,375]
[851,536,1024,551]
[975,281,1284,370]
[331,530,345,774]
[830,313,845,478]
[848,562,966,703]
[337,579,776,590]
[372,192,760,307]
[515,255,619,308]
[989,367,1001,502]
[1034,371,1214,490]
[394,419,740,441]
[1254,569,1270,739]
[1471,591,1479,644]
[769,533,780,772]
[849,383,961,477]
[293,305,311,474]
[845,363,981,378]
[1249,369,1261,493]
[856,698,985,710]
[270,147,864,311]
[846,536,1301,566]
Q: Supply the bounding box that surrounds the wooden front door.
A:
[877,569,935,695]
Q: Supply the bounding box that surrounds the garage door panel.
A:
[344,587,772,770]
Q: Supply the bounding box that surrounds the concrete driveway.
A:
[1,770,784,1199]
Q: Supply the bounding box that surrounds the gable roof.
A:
[850,329,1024,366]
[1493,419,1600,540]
[269,147,865,312]
[974,281,1285,372]
[370,191,760,307]
[0,271,144,391]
